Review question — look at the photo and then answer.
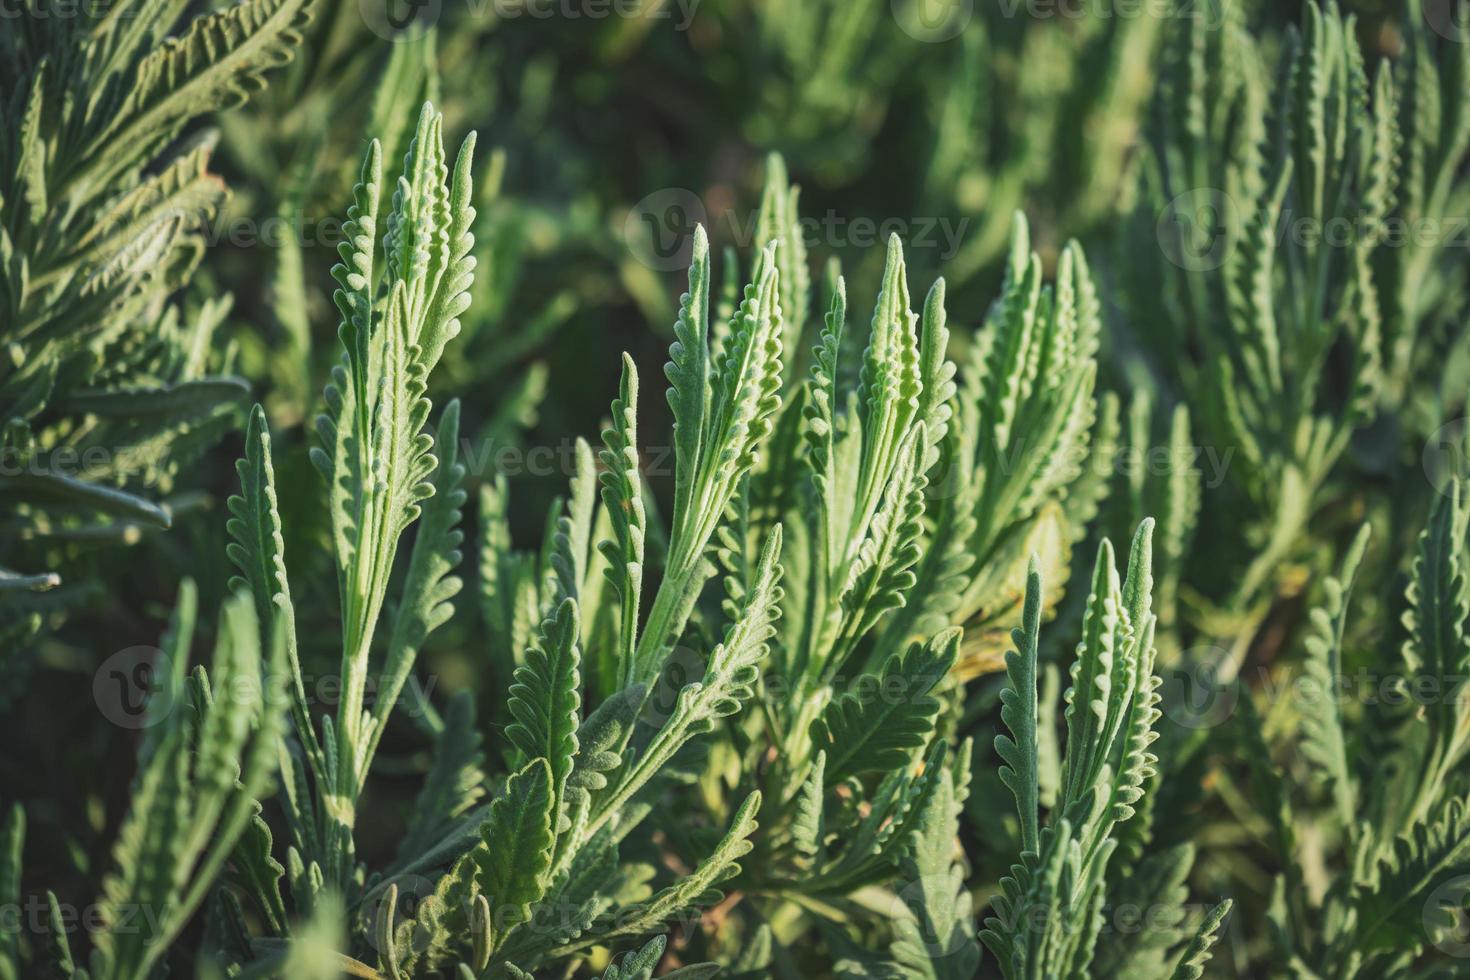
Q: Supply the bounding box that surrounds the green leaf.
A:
[0,567,60,592]
[590,529,782,838]
[1352,796,1470,955]
[599,354,647,683]
[226,404,317,773]
[94,587,288,980]
[58,378,249,420]
[367,398,470,780]
[474,758,555,952]
[547,438,598,610]
[996,556,1043,856]
[666,224,713,544]
[891,739,979,980]
[95,0,313,186]
[1300,524,1369,840]
[479,477,540,695]
[1168,900,1232,980]
[634,237,785,685]
[570,792,760,953]
[754,152,810,361]
[0,805,21,980]
[812,627,958,784]
[507,597,583,839]
[595,935,668,980]
[0,469,171,528]
[793,750,826,862]
[228,808,288,938]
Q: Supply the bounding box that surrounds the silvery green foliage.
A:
[462,236,789,976]
[1125,0,1406,616]
[1,584,292,980]
[0,0,310,652]
[1378,0,1470,417]
[215,27,574,424]
[921,5,1163,282]
[9,6,1470,975]
[1225,481,1470,979]
[980,523,1230,979]
[209,103,768,978]
[219,100,481,951]
[462,160,1120,973]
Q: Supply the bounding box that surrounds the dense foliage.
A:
[2,0,1469,977]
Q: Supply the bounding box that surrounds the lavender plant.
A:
[3,3,1470,979]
